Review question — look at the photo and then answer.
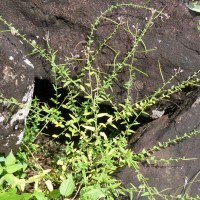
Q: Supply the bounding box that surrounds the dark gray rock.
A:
[0,28,35,154]
[1,0,200,99]
[116,89,200,198]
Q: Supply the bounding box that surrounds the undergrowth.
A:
[0,3,200,200]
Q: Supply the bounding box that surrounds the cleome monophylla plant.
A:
[0,3,200,200]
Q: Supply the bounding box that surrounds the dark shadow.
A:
[32,78,153,145]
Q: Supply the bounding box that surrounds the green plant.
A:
[0,2,200,200]
[0,151,51,200]
[186,1,200,13]
[185,0,200,31]
[0,151,26,191]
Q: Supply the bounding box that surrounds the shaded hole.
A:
[32,78,153,145]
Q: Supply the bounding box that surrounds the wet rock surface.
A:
[0,0,200,196]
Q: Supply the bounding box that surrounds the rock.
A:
[0,26,35,154]
[1,0,200,101]
[116,88,200,198]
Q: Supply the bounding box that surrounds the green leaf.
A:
[33,191,48,200]
[141,192,150,196]
[186,2,200,12]
[63,81,71,88]
[59,174,75,197]
[0,191,32,200]
[4,174,18,185]
[79,85,86,92]
[45,179,53,192]
[0,176,5,186]
[17,178,26,192]
[81,125,95,132]
[83,111,93,116]
[80,186,105,200]
[0,165,3,175]
[0,156,5,162]
[5,151,16,167]
[49,189,60,199]
[107,116,113,124]
[6,163,23,173]
[96,113,108,118]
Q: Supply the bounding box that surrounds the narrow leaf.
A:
[0,166,3,175]
[81,125,95,132]
[96,113,108,118]
[45,180,54,192]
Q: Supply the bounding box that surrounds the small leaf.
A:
[57,159,64,166]
[85,83,91,87]
[83,111,93,116]
[63,81,71,88]
[96,113,108,118]
[141,192,150,197]
[81,125,95,132]
[45,180,53,192]
[79,85,86,92]
[0,176,5,186]
[80,186,105,200]
[49,189,60,199]
[107,116,113,124]
[17,179,26,192]
[52,134,59,138]
[5,151,16,167]
[0,157,5,162]
[33,191,48,200]
[59,174,75,197]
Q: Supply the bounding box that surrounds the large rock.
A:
[0,27,34,154]
[1,0,200,96]
[116,88,200,198]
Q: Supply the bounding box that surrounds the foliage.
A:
[185,0,200,31]
[186,1,200,13]
[0,2,200,200]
